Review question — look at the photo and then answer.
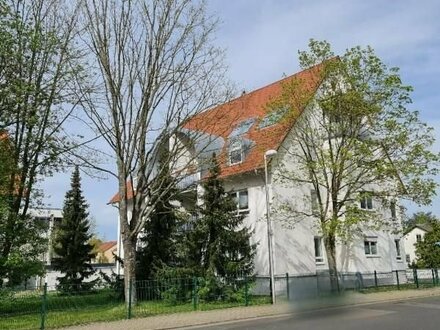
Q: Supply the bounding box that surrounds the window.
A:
[406,254,411,263]
[416,234,422,242]
[229,140,243,165]
[229,190,249,212]
[314,237,324,263]
[390,201,397,219]
[310,189,319,215]
[360,192,373,210]
[395,239,401,260]
[364,238,378,256]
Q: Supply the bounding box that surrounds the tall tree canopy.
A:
[78,0,231,303]
[273,40,439,290]
[0,0,87,285]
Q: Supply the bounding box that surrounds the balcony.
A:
[176,172,199,191]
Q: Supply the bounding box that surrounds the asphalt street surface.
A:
[199,295,440,330]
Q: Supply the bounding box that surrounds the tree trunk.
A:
[123,235,137,306]
[324,235,339,292]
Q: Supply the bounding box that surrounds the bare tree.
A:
[272,40,438,291]
[78,0,231,303]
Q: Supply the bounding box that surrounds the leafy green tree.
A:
[404,212,438,231]
[0,133,46,287]
[53,166,96,292]
[0,0,88,285]
[186,154,256,279]
[415,221,440,268]
[273,40,439,291]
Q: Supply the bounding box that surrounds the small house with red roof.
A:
[109,63,406,279]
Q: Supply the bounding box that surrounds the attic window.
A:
[229,140,243,165]
[259,106,288,129]
[229,118,256,138]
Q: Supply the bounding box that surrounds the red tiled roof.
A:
[98,241,117,253]
[183,62,325,178]
[108,180,134,204]
[108,62,326,204]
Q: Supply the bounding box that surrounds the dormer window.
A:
[229,139,243,165]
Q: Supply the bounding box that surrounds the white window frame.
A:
[229,189,249,214]
[314,237,324,263]
[364,237,378,256]
[360,192,374,210]
[229,140,243,165]
[395,239,402,260]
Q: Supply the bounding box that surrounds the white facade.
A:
[112,69,408,277]
[27,207,63,265]
[403,226,430,265]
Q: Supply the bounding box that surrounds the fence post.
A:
[413,268,419,289]
[435,269,439,286]
[395,270,400,290]
[40,282,48,330]
[245,275,249,306]
[374,270,378,288]
[192,277,198,311]
[432,269,436,286]
[286,273,290,301]
[127,279,132,319]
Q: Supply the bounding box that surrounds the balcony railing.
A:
[176,172,199,191]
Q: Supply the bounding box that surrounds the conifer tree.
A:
[53,166,95,292]
[187,154,256,279]
[137,152,180,280]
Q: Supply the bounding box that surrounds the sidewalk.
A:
[63,287,440,330]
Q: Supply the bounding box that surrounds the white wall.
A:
[403,227,427,265]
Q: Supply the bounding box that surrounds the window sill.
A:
[366,255,380,258]
[315,261,326,266]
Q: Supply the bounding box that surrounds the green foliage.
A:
[137,151,183,280]
[183,154,255,300]
[273,39,439,290]
[0,0,86,287]
[0,135,46,287]
[415,222,440,268]
[52,166,96,292]
[404,212,438,231]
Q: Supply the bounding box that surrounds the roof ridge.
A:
[198,61,327,118]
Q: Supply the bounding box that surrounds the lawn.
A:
[0,291,271,330]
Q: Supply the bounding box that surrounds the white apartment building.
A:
[110,63,406,278]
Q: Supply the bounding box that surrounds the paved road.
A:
[197,295,440,330]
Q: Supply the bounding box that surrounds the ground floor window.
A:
[314,237,324,263]
[395,239,401,260]
[364,238,378,256]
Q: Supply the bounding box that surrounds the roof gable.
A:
[183,62,325,178]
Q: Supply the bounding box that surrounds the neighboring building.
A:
[403,223,433,265]
[27,207,63,266]
[109,63,406,277]
[93,241,117,264]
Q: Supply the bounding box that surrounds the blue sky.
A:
[41,0,440,240]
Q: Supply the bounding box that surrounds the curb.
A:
[162,289,440,330]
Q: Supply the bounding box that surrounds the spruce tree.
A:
[53,166,95,292]
[137,152,180,280]
[187,154,256,279]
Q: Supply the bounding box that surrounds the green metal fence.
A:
[0,275,270,330]
[1,269,438,329]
